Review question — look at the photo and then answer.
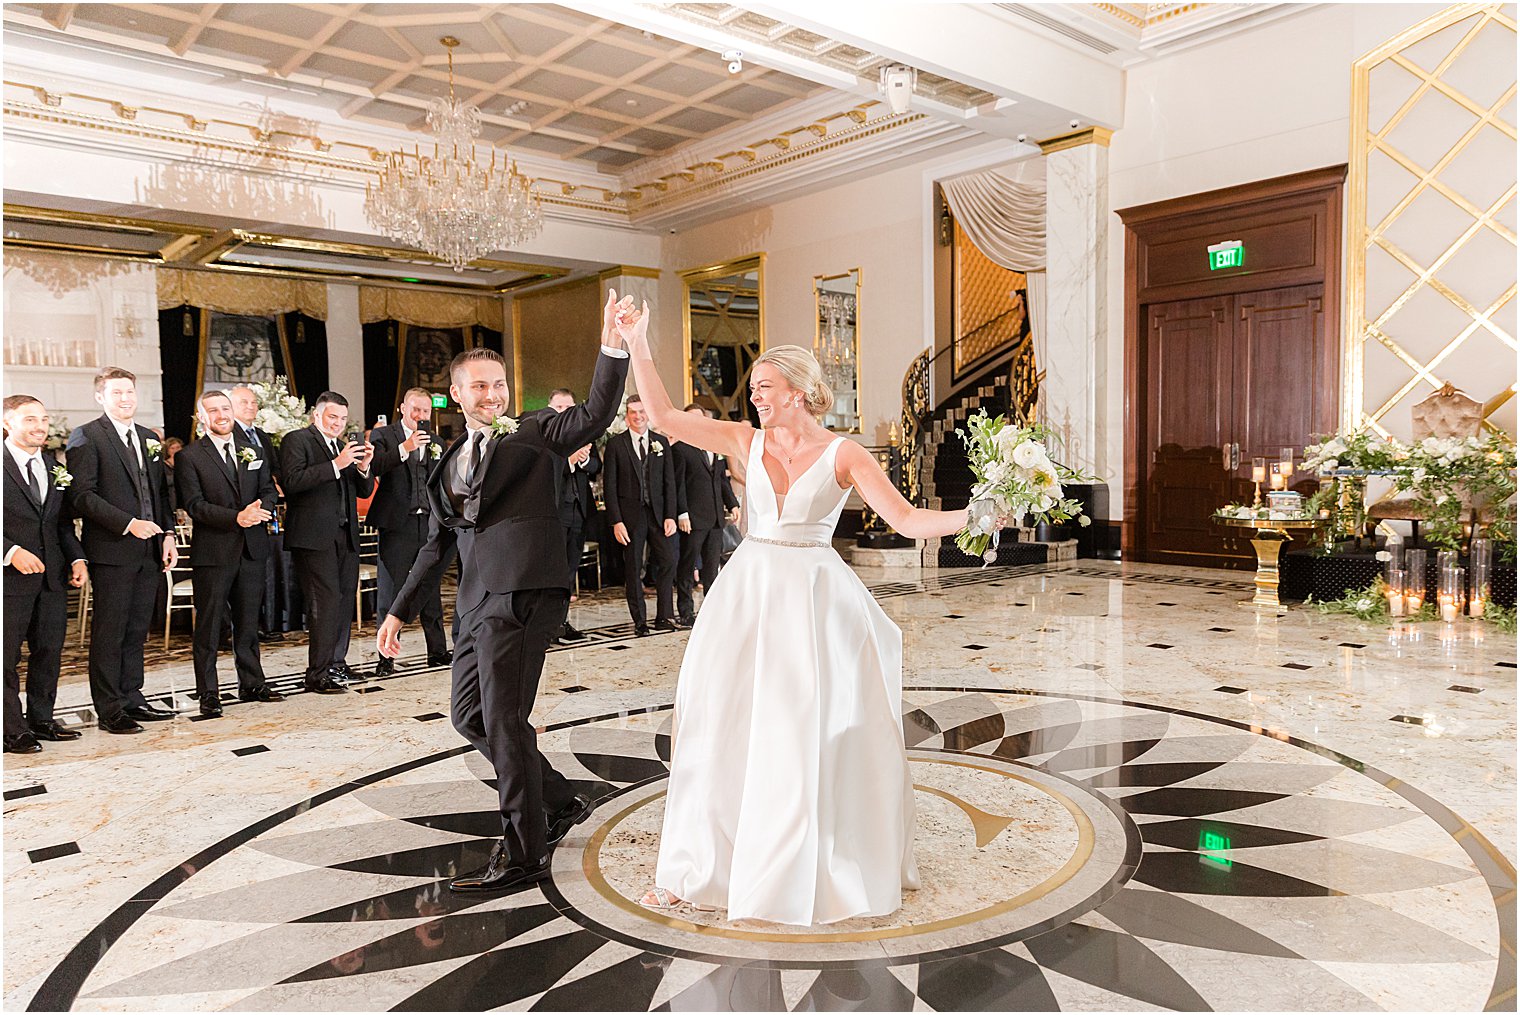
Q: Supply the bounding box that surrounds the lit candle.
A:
[1251,463,1267,483]
[1440,598,1458,623]
[1469,596,1485,619]
[1406,592,1424,612]
[1269,469,1286,490]
[1387,592,1405,616]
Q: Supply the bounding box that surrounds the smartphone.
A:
[375,414,388,427]
[418,418,432,433]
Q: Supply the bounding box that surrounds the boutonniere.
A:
[652,442,665,456]
[238,447,257,464]
[144,437,163,459]
[51,465,73,489]
[488,416,520,438]
[430,442,443,460]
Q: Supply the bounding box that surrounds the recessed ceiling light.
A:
[625,98,637,106]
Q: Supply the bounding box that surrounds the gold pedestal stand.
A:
[1215,517,1324,616]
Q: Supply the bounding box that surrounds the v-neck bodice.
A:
[745,431,849,543]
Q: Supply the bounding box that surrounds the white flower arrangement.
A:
[956,411,1094,561]
[488,415,520,438]
[51,465,73,489]
[248,377,310,446]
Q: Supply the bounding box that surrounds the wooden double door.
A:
[1140,283,1337,567]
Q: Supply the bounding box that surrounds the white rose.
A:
[1078,515,1091,527]
[1012,441,1043,468]
[983,460,1011,486]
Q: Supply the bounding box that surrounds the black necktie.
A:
[223,442,238,482]
[26,457,43,503]
[125,429,151,516]
[466,431,484,488]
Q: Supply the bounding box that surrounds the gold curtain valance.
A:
[358,285,503,332]
[157,267,327,319]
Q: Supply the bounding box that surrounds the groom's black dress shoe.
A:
[427,650,453,667]
[653,619,677,633]
[239,686,286,703]
[448,842,550,893]
[559,623,586,643]
[373,657,395,677]
[97,714,144,735]
[124,705,174,722]
[634,625,651,637]
[5,732,42,754]
[547,794,594,847]
[29,720,81,742]
[305,673,348,695]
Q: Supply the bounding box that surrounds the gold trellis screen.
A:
[1347,2,1517,439]
[952,219,1030,378]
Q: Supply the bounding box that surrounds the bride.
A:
[613,300,969,925]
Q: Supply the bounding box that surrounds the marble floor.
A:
[4,559,1515,1012]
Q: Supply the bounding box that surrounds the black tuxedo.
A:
[368,421,449,658]
[673,442,739,622]
[602,429,677,626]
[236,422,281,485]
[557,442,601,578]
[4,445,85,737]
[280,425,376,681]
[176,433,277,703]
[66,414,174,720]
[391,349,628,866]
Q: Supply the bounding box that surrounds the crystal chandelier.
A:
[365,37,543,272]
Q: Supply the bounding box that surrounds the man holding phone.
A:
[367,388,452,676]
[280,391,374,694]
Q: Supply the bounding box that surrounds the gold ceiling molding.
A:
[358,286,504,332]
[1346,3,1517,438]
[597,266,662,281]
[158,266,328,318]
[1036,126,1114,154]
[2,82,635,218]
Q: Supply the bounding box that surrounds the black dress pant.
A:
[622,504,674,626]
[676,526,723,622]
[378,514,449,658]
[450,588,575,865]
[88,544,160,719]
[191,556,268,702]
[4,587,67,737]
[292,531,358,680]
[564,524,584,582]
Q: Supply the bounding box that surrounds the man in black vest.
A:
[548,387,600,643]
[673,403,740,626]
[368,387,452,676]
[280,391,374,694]
[378,291,631,893]
[602,396,678,635]
[66,367,178,734]
[4,395,88,753]
[176,390,285,719]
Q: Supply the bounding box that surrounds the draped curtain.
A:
[358,286,504,331]
[939,159,1048,389]
[157,267,327,318]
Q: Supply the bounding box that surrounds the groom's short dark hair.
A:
[450,347,505,381]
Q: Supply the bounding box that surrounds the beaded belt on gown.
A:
[746,533,831,549]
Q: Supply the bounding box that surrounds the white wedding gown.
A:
[654,432,919,925]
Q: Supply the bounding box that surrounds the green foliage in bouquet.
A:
[954,411,1094,560]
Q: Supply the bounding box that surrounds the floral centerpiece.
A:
[44,414,71,453]
[249,377,310,445]
[955,411,1093,561]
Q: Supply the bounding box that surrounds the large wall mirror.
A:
[814,268,861,433]
[681,254,764,424]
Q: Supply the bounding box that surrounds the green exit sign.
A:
[431,394,448,408]
[1199,829,1233,869]
[1208,240,1244,271]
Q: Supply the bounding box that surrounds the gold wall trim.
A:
[597,265,662,281]
[1346,3,1517,438]
[1036,126,1114,154]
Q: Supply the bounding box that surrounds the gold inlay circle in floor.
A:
[581,756,1096,943]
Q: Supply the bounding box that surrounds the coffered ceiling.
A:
[3,2,828,169]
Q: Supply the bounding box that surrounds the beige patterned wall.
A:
[1348,3,1517,439]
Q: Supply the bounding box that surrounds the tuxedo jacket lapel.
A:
[4,453,45,514]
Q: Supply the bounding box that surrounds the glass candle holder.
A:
[1384,537,1405,579]
[1269,464,1287,490]
[1469,540,1491,618]
[1279,446,1294,482]
[1438,566,1465,623]
[1385,569,1406,617]
[1436,550,1459,575]
[1405,549,1428,611]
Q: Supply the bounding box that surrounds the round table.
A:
[1214,515,1325,615]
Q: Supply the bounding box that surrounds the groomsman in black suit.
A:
[175,390,285,718]
[3,395,88,753]
[602,396,678,635]
[66,367,178,734]
[280,391,374,694]
[673,403,740,626]
[368,387,452,676]
[378,292,632,893]
[547,387,600,643]
[229,385,281,488]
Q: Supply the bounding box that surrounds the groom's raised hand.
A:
[601,289,637,349]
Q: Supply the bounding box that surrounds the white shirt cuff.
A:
[3,546,15,567]
[122,521,134,535]
[678,512,690,522]
[600,346,630,359]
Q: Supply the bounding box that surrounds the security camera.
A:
[722,49,743,74]
[879,64,916,115]
[668,228,677,234]
[1017,133,1027,143]
[1069,119,1080,128]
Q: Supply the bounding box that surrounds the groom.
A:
[378,293,632,892]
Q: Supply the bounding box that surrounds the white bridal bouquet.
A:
[956,411,1093,561]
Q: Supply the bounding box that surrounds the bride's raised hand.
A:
[614,299,651,351]
[601,289,637,348]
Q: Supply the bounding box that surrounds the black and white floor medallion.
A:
[33,689,1513,1012]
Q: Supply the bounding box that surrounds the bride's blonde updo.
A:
[754,345,834,418]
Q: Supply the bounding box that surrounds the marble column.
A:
[1038,128,1111,476]
[325,283,365,420]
